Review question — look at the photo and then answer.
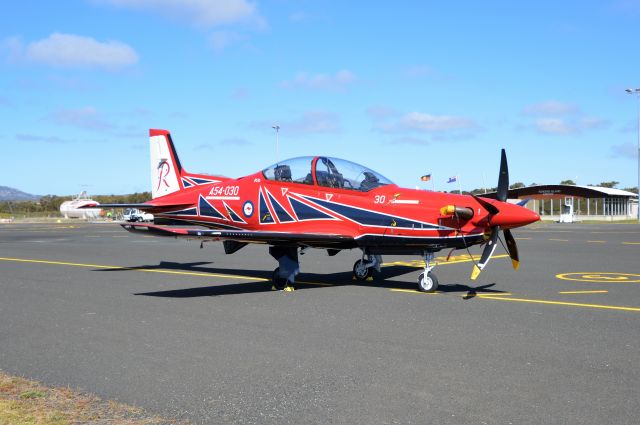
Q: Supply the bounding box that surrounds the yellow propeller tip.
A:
[470,265,481,280]
[512,259,520,271]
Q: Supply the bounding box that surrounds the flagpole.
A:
[457,176,462,195]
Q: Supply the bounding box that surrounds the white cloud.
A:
[49,106,143,138]
[522,100,609,136]
[395,112,477,132]
[96,0,264,28]
[209,31,244,51]
[532,116,609,135]
[285,111,341,135]
[9,33,138,69]
[15,133,74,144]
[534,118,575,135]
[279,70,357,91]
[52,106,115,131]
[366,105,396,120]
[580,116,609,130]
[523,100,578,116]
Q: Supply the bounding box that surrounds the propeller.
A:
[470,149,521,280]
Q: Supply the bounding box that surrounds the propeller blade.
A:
[503,228,520,270]
[470,225,500,280]
[497,149,509,202]
[472,194,499,215]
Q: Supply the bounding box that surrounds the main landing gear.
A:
[352,253,382,281]
[269,246,299,291]
[417,252,438,293]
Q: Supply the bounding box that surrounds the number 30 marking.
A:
[374,195,386,204]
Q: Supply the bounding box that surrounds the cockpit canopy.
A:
[262,156,394,192]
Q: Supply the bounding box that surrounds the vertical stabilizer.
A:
[150,129,183,199]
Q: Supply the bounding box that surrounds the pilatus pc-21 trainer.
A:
[88,129,540,292]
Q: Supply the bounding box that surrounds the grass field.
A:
[0,370,185,425]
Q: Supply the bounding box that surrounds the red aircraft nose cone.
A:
[490,202,540,229]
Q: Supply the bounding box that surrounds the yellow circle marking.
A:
[556,272,640,283]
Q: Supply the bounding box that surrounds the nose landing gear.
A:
[417,252,438,292]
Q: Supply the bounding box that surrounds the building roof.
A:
[482,184,638,199]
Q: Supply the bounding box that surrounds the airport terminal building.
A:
[485,185,639,222]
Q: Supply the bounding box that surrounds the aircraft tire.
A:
[272,267,288,290]
[352,260,373,281]
[417,271,438,293]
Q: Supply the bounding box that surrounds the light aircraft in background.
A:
[88,129,540,292]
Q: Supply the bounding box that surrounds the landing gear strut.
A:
[417,251,438,292]
[269,246,299,291]
[353,252,382,281]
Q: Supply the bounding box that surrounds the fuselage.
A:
[147,156,539,254]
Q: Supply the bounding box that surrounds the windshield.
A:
[262,157,314,185]
[315,157,394,191]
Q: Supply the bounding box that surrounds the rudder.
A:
[150,129,183,199]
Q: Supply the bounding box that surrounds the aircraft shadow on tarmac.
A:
[94,261,508,299]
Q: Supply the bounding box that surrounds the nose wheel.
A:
[417,271,438,292]
[416,251,438,292]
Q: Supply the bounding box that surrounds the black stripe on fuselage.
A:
[267,191,295,223]
[198,195,225,219]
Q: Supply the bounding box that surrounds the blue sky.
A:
[1,0,639,195]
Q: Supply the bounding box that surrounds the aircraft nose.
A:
[490,202,540,228]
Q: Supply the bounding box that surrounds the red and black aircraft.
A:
[90,129,540,292]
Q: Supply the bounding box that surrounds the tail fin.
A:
[150,129,184,199]
[149,129,229,199]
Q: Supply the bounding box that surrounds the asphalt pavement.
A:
[1,221,639,424]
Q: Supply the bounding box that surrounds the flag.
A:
[420,174,431,182]
[447,176,457,183]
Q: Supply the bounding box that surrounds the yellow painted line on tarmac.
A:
[558,290,608,294]
[623,242,640,245]
[0,257,269,282]
[514,237,531,240]
[383,254,509,268]
[478,295,640,313]
[557,272,640,283]
[586,240,606,243]
[390,288,440,295]
[112,235,129,238]
[477,292,512,296]
[549,238,569,242]
[296,280,335,287]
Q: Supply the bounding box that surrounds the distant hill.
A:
[0,186,41,201]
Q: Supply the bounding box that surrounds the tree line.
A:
[0,192,151,217]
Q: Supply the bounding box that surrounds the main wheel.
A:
[353,259,373,281]
[272,267,288,290]
[417,271,438,293]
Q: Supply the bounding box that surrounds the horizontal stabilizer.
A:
[80,203,155,209]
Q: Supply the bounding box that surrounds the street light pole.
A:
[626,88,640,221]
[272,125,280,163]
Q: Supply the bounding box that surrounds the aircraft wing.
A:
[121,223,356,248]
